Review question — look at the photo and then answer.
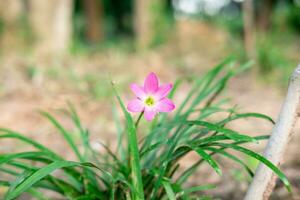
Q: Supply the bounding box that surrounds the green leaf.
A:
[210,142,292,192]
[74,194,99,200]
[4,161,103,200]
[47,176,80,199]
[192,147,221,175]
[40,111,84,162]
[0,152,56,165]
[178,184,216,197]
[204,147,254,177]
[175,56,234,117]
[1,180,49,200]
[160,79,182,124]
[3,161,85,196]
[150,125,187,200]
[162,179,176,200]
[112,103,126,161]
[112,83,144,200]
[140,140,166,158]
[176,135,269,185]
[0,129,61,159]
[0,152,89,194]
[26,189,50,200]
[4,169,35,199]
[64,104,104,194]
[188,120,256,142]
[66,103,91,157]
[218,112,275,125]
[0,166,19,176]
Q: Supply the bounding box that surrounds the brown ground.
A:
[0,21,299,199]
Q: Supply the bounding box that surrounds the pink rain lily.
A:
[127,72,175,121]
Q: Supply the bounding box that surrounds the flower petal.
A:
[157,98,175,113]
[130,84,146,99]
[144,72,159,93]
[127,99,145,112]
[144,109,157,121]
[155,83,173,99]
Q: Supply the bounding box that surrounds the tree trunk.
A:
[110,0,130,35]
[134,0,166,49]
[0,0,24,52]
[257,0,275,31]
[82,0,103,43]
[29,0,73,55]
[242,0,255,59]
[135,0,150,49]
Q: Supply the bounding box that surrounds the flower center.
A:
[145,96,155,106]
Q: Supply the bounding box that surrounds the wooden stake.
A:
[245,64,300,200]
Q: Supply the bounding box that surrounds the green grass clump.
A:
[0,57,290,199]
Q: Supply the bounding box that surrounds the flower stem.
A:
[135,111,144,127]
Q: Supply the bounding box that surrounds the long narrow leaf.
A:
[204,147,254,177]
[188,120,256,142]
[0,129,61,159]
[218,112,275,125]
[193,147,221,175]
[210,142,291,192]
[5,161,104,200]
[178,184,216,198]
[162,179,176,200]
[112,83,144,200]
[40,112,84,162]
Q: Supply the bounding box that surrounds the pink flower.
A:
[127,72,175,121]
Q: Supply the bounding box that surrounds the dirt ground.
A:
[0,21,299,199]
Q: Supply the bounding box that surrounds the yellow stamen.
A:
[145,96,155,106]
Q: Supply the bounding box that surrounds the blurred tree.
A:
[166,0,172,13]
[242,0,255,59]
[134,0,151,49]
[82,0,103,43]
[29,0,73,55]
[110,0,132,35]
[257,0,276,31]
[0,0,24,52]
[287,1,300,33]
[134,0,171,49]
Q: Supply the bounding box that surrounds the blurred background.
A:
[0,0,300,199]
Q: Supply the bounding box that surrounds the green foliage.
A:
[0,58,291,199]
[255,31,298,86]
[148,0,174,48]
[0,17,4,39]
[25,65,40,81]
[256,36,283,73]
[287,5,300,33]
